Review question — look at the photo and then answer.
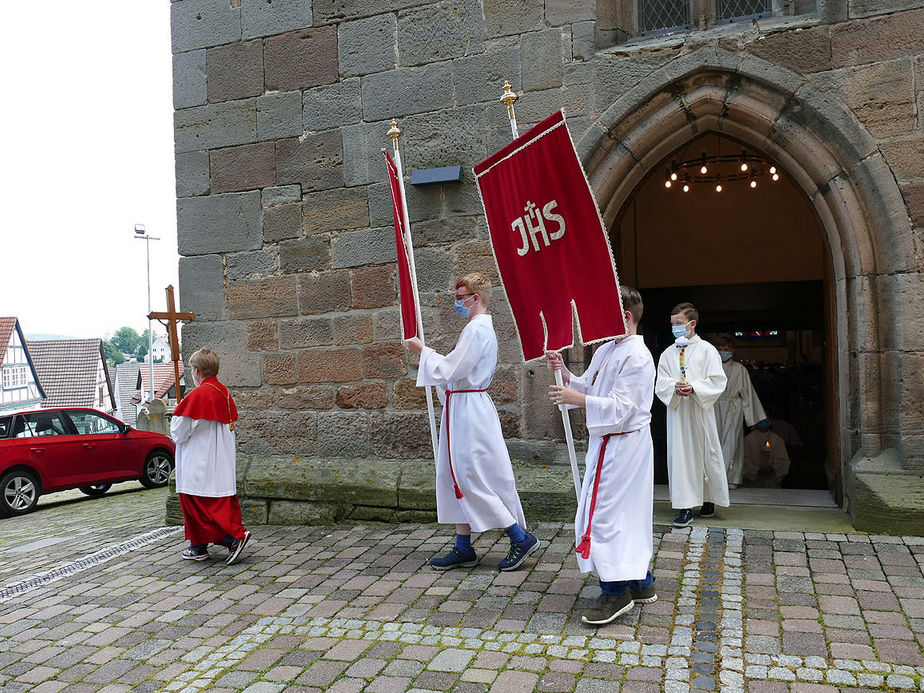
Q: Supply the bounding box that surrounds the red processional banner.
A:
[473,110,627,361]
[384,150,420,341]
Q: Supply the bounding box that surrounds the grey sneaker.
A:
[582,591,635,625]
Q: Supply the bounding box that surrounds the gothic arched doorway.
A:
[575,48,919,525]
[614,131,835,495]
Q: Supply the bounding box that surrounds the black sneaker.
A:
[430,547,479,571]
[700,502,715,518]
[581,591,635,625]
[673,508,694,527]
[498,533,541,572]
[226,530,251,566]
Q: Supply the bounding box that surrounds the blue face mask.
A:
[719,351,733,362]
[756,419,772,431]
[454,298,471,318]
[671,323,689,339]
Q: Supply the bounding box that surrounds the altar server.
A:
[405,272,539,572]
[171,349,251,565]
[714,334,767,489]
[548,286,657,625]
[655,303,728,527]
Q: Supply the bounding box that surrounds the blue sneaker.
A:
[498,533,540,572]
[430,547,478,571]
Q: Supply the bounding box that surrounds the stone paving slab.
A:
[0,484,168,587]
[0,491,922,692]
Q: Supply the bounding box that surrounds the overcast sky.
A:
[0,2,179,341]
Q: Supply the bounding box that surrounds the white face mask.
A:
[671,322,690,339]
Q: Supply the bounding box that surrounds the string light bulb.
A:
[664,179,672,188]
[771,172,780,181]
[682,183,690,193]
[750,179,758,189]
[670,171,678,181]
[715,183,723,193]
[769,166,777,175]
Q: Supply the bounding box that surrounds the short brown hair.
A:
[671,302,699,323]
[189,349,220,378]
[457,272,492,308]
[620,286,643,323]
[714,333,736,350]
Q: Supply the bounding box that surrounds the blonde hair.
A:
[457,272,492,308]
[189,349,220,378]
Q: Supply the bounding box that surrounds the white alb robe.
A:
[171,416,237,497]
[655,335,729,509]
[716,359,766,485]
[567,335,655,582]
[416,314,527,533]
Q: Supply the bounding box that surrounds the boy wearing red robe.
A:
[171,349,251,564]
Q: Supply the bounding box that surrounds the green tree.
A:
[135,328,151,361]
[111,326,142,355]
[103,341,125,365]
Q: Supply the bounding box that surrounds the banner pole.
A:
[499,82,581,502]
[389,120,440,465]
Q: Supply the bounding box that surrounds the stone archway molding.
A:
[576,46,923,533]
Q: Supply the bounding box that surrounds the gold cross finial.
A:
[387,119,402,149]
[500,81,518,119]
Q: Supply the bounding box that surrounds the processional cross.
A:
[148,285,195,404]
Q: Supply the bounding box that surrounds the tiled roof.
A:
[0,317,17,368]
[133,363,185,403]
[28,338,113,409]
[113,362,141,426]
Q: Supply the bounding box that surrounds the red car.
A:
[0,407,175,517]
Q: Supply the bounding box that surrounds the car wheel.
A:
[79,484,112,497]
[140,451,173,488]
[0,470,40,517]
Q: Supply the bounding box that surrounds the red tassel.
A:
[575,535,591,559]
[454,484,464,499]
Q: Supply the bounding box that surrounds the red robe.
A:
[173,377,246,546]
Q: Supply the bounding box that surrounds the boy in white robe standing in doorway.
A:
[404,272,540,572]
[655,303,729,528]
[547,286,657,625]
[714,334,767,489]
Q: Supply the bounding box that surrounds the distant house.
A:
[113,362,142,426]
[0,317,45,413]
[146,337,171,364]
[28,338,115,413]
[132,363,185,412]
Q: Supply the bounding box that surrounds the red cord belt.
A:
[575,429,639,559]
[443,388,487,499]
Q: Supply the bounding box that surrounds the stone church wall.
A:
[171,0,924,531]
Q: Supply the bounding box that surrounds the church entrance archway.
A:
[614,131,834,496]
[576,49,916,516]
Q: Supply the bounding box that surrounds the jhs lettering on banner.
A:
[511,200,566,256]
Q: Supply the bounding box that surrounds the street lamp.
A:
[134,224,160,407]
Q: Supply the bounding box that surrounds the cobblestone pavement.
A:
[1,489,923,692]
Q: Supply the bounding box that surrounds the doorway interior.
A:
[610,132,838,503]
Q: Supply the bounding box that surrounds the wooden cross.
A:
[148,285,196,404]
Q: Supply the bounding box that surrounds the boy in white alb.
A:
[714,334,767,489]
[547,286,657,625]
[405,272,539,571]
[655,303,728,528]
